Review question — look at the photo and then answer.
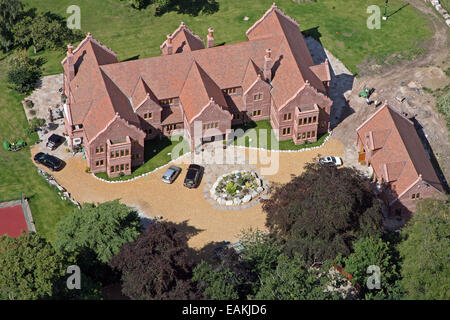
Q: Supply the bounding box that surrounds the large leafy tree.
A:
[6,49,44,93]
[254,254,340,300]
[263,163,383,266]
[0,232,66,300]
[0,0,23,52]
[343,235,404,300]
[109,222,200,300]
[55,200,142,265]
[399,198,449,300]
[13,11,82,54]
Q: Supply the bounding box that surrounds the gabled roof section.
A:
[160,22,205,54]
[241,58,263,93]
[130,76,159,108]
[180,61,227,122]
[62,33,117,66]
[310,60,331,82]
[356,103,444,196]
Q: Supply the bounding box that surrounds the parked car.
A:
[318,156,343,167]
[46,134,64,151]
[183,164,203,188]
[33,152,63,171]
[161,165,182,184]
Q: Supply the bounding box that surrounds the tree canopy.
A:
[54,200,142,264]
[109,221,200,300]
[6,49,44,93]
[12,11,82,54]
[0,232,66,300]
[342,235,403,299]
[0,0,23,51]
[263,163,384,265]
[399,198,449,300]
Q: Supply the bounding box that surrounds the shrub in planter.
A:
[85,167,90,173]
[225,181,237,195]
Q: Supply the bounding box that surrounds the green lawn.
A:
[94,136,190,181]
[0,53,75,242]
[233,120,329,150]
[22,0,432,75]
[0,0,433,240]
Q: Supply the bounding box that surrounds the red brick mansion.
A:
[61,3,332,177]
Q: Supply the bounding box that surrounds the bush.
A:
[226,181,237,195]
[7,50,44,93]
[25,100,34,108]
[29,109,36,116]
[28,117,45,133]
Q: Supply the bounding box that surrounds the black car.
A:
[183,164,203,188]
[34,152,63,171]
[46,134,64,151]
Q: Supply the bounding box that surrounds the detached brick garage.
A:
[60,4,333,177]
[356,103,445,220]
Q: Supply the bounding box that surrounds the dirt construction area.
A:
[31,138,344,249]
[332,0,450,190]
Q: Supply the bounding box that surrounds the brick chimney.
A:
[67,44,75,82]
[166,34,173,55]
[207,27,214,48]
[263,48,272,81]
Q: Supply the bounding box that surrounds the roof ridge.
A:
[160,22,204,50]
[246,3,298,37]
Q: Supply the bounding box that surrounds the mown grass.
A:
[233,120,329,150]
[94,136,190,181]
[22,0,432,75]
[0,0,433,239]
[0,53,75,242]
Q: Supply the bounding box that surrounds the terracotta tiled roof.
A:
[66,4,330,140]
[357,103,444,199]
[180,61,227,122]
[310,60,331,82]
[161,106,184,125]
[242,58,263,93]
[130,76,159,109]
[160,22,204,54]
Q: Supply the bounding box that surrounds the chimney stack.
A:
[207,27,214,48]
[67,44,75,82]
[167,34,173,55]
[263,48,272,81]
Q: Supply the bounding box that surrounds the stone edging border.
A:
[91,130,333,184]
[233,130,333,153]
[91,152,192,183]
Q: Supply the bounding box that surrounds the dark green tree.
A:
[6,50,44,93]
[263,163,383,265]
[13,11,82,54]
[192,261,239,300]
[55,200,142,264]
[0,232,66,299]
[399,197,449,300]
[0,0,23,51]
[343,235,404,299]
[254,254,340,300]
[109,222,200,300]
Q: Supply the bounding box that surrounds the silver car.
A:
[161,166,182,184]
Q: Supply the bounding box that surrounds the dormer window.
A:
[222,87,238,95]
[160,98,174,106]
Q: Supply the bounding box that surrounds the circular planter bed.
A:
[210,170,264,206]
